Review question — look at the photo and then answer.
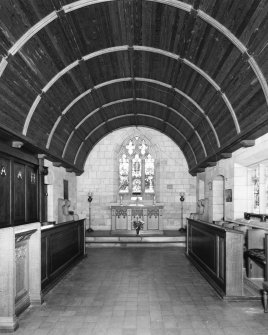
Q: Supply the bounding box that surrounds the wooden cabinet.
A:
[41,220,85,293]
[187,218,244,299]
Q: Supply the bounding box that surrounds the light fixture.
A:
[88,192,93,203]
[179,192,185,202]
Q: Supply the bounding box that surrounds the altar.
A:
[111,204,164,233]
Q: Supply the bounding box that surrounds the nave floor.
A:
[16,247,268,335]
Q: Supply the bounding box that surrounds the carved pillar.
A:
[0,223,41,332]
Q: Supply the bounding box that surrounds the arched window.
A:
[119,136,155,197]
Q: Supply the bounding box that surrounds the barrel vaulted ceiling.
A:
[0,0,268,175]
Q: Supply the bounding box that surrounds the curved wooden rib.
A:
[47,77,217,153]
[73,113,197,166]
[62,96,206,158]
[24,46,222,145]
[0,0,266,116]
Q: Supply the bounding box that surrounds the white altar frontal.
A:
[111,204,164,234]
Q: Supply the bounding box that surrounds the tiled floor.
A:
[16,247,268,335]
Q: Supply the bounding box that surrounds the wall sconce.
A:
[88,192,93,203]
[179,192,185,202]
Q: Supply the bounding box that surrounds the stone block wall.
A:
[77,127,196,230]
[195,133,268,222]
[44,160,78,223]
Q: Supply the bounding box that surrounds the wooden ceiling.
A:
[0,0,268,175]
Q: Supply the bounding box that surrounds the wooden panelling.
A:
[191,226,217,273]
[41,220,85,292]
[187,218,244,298]
[26,165,38,223]
[0,157,11,227]
[0,152,39,228]
[14,162,25,225]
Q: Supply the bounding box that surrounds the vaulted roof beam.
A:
[73,113,197,167]
[48,76,217,151]
[48,78,211,158]
[0,1,265,126]
[19,44,233,143]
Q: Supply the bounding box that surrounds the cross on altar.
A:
[139,140,148,155]
[126,140,135,155]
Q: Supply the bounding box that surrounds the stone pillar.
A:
[259,164,266,214]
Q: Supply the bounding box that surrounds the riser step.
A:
[86,242,186,248]
[86,236,185,243]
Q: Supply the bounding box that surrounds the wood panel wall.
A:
[0,153,38,228]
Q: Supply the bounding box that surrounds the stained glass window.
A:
[119,136,155,195]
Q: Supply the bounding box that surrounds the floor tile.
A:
[13,247,268,335]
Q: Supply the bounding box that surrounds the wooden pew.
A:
[245,229,268,312]
[245,229,266,279]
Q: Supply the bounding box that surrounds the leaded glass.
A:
[132,178,141,193]
[132,154,141,178]
[138,140,148,155]
[118,136,155,196]
[119,154,129,193]
[126,140,135,155]
[145,154,154,193]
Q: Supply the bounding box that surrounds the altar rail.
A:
[41,219,85,293]
[187,218,244,299]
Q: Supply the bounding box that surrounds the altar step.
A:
[85,230,186,247]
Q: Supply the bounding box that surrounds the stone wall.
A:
[44,160,78,223]
[195,133,268,222]
[77,127,196,230]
